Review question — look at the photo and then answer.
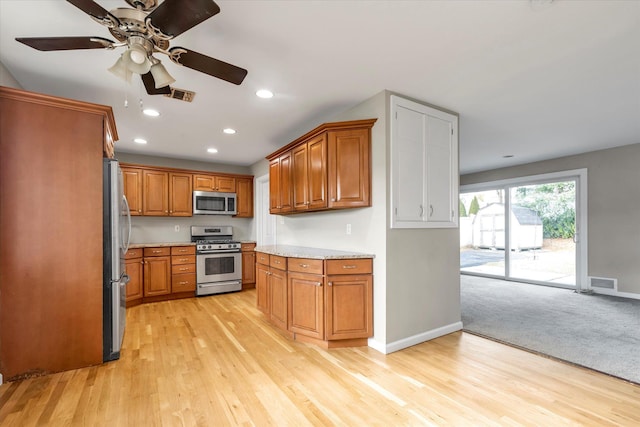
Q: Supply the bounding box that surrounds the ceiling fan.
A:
[15,0,248,97]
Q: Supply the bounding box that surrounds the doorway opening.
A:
[460,169,587,290]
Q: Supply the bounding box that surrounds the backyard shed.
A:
[472,203,543,250]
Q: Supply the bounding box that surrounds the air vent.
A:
[164,88,195,102]
[589,276,617,290]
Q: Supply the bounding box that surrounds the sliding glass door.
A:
[460,170,585,289]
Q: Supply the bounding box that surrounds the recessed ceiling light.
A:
[142,109,160,117]
[134,138,147,144]
[223,128,236,135]
[207,148,218,154]
[256,89,273,99]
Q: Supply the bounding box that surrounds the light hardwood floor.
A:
[1,289,639,426]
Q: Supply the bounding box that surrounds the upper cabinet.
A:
[193,174,236,193]
[390,95,459,228]
[121,164,253,218]
[267,119,377,215]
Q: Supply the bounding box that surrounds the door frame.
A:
[256,174,276,246]
[461,168,588,292]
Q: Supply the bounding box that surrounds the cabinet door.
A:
[292,144,309,210]
[216,176,236,192]
[169,172,192,216]
[327,129,370,209]
[193,174,216,191]
[269,158,281,213]
[171,273,196,293]
[307,134,328,210]
[390,95,458,228]
[269,153,293,214]
[143,256,171,296]
[288,272,324,339]
[235,177,253,218]
[143,170,169,216]
[122,167,143,216]
[326,274,373,340]
[269,268,288,330]
[242,251,256,287]
[125,257,143,303]
[256,263,270,314]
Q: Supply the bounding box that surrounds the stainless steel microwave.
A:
[193,191,237,215]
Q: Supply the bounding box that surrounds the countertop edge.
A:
[255,245,375,260]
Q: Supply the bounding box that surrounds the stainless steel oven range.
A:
[191,225,242,296]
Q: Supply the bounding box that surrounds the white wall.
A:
[0,61,21,89]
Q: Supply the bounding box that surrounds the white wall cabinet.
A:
[390,95,459,228]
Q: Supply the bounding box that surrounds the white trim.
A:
[255,174,276,246]
[591,288,640,300]
[372,321,463,354]
[461,168,588,291]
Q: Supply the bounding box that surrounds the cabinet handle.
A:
[420,204,424,217]
[179,267,188,271]
[141,261,144,265]
[430,205,434,217]
[165,210,168,213]
[342,265,357,269]
[179,258,188,262]
[274,260,280,264]
[299,263,309,268]
[179,281,188,285]
[138,210,142,213]
[328,282,333,286]
[152,250,161,254]
[331,198,336,202]
[315,282,322,287]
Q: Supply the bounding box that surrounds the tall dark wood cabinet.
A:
[0,86,118,381]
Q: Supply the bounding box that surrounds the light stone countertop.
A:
[129,242,196,248]
[254,245,374,260]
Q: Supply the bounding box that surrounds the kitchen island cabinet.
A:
[255,246,374,348]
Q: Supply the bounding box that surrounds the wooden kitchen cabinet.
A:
[241,242,257,289]
[288,267,324,340]
[171,245,196,295]
[269,152,293,214]
[122,167,143,215]
[235,177,254,218]
[142,170,169,216]
[193,173,236,192]
[124,248,144,306]
[143,247,171,298]
[267,119,376,215]
[169,173,192,216]
[255,249,373,347]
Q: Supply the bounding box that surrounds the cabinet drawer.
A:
[288,258,323,275]
[172,273,196,293]
[171,246,196,255]
[144,247,171,257]
[326,258,372,275]
[125,248,143,259]
[172,255,196,265]
[256,252,270,265]
[172,263,196,274]
[241,242,256,252]
[270,255,287,270]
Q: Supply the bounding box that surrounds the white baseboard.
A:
[591,288,640,300]
[370,321,463,354]
[0,372,3,385]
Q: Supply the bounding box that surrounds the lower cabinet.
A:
[143,247,171,297]
[125,248,144,307]
[171,246,196,294]
[256,251,373,347]
[241,242,257,289]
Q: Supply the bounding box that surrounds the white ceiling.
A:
[1,0,638,174]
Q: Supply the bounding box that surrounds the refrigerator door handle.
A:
[122,195,132,254]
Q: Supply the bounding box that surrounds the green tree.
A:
[514,182,576,239]
[468,196,480,215]
[459,199,467,217]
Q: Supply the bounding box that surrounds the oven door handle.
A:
[197,250,241,255]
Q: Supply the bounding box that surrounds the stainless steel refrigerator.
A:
[103,158,131,361]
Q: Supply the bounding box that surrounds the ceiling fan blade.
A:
[16,36,115,51]
[141,73,172,95]
[147,0,220,38]
[67,0,113,22]
[170,48,247,85]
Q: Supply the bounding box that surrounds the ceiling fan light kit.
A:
[17,0,248,98]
